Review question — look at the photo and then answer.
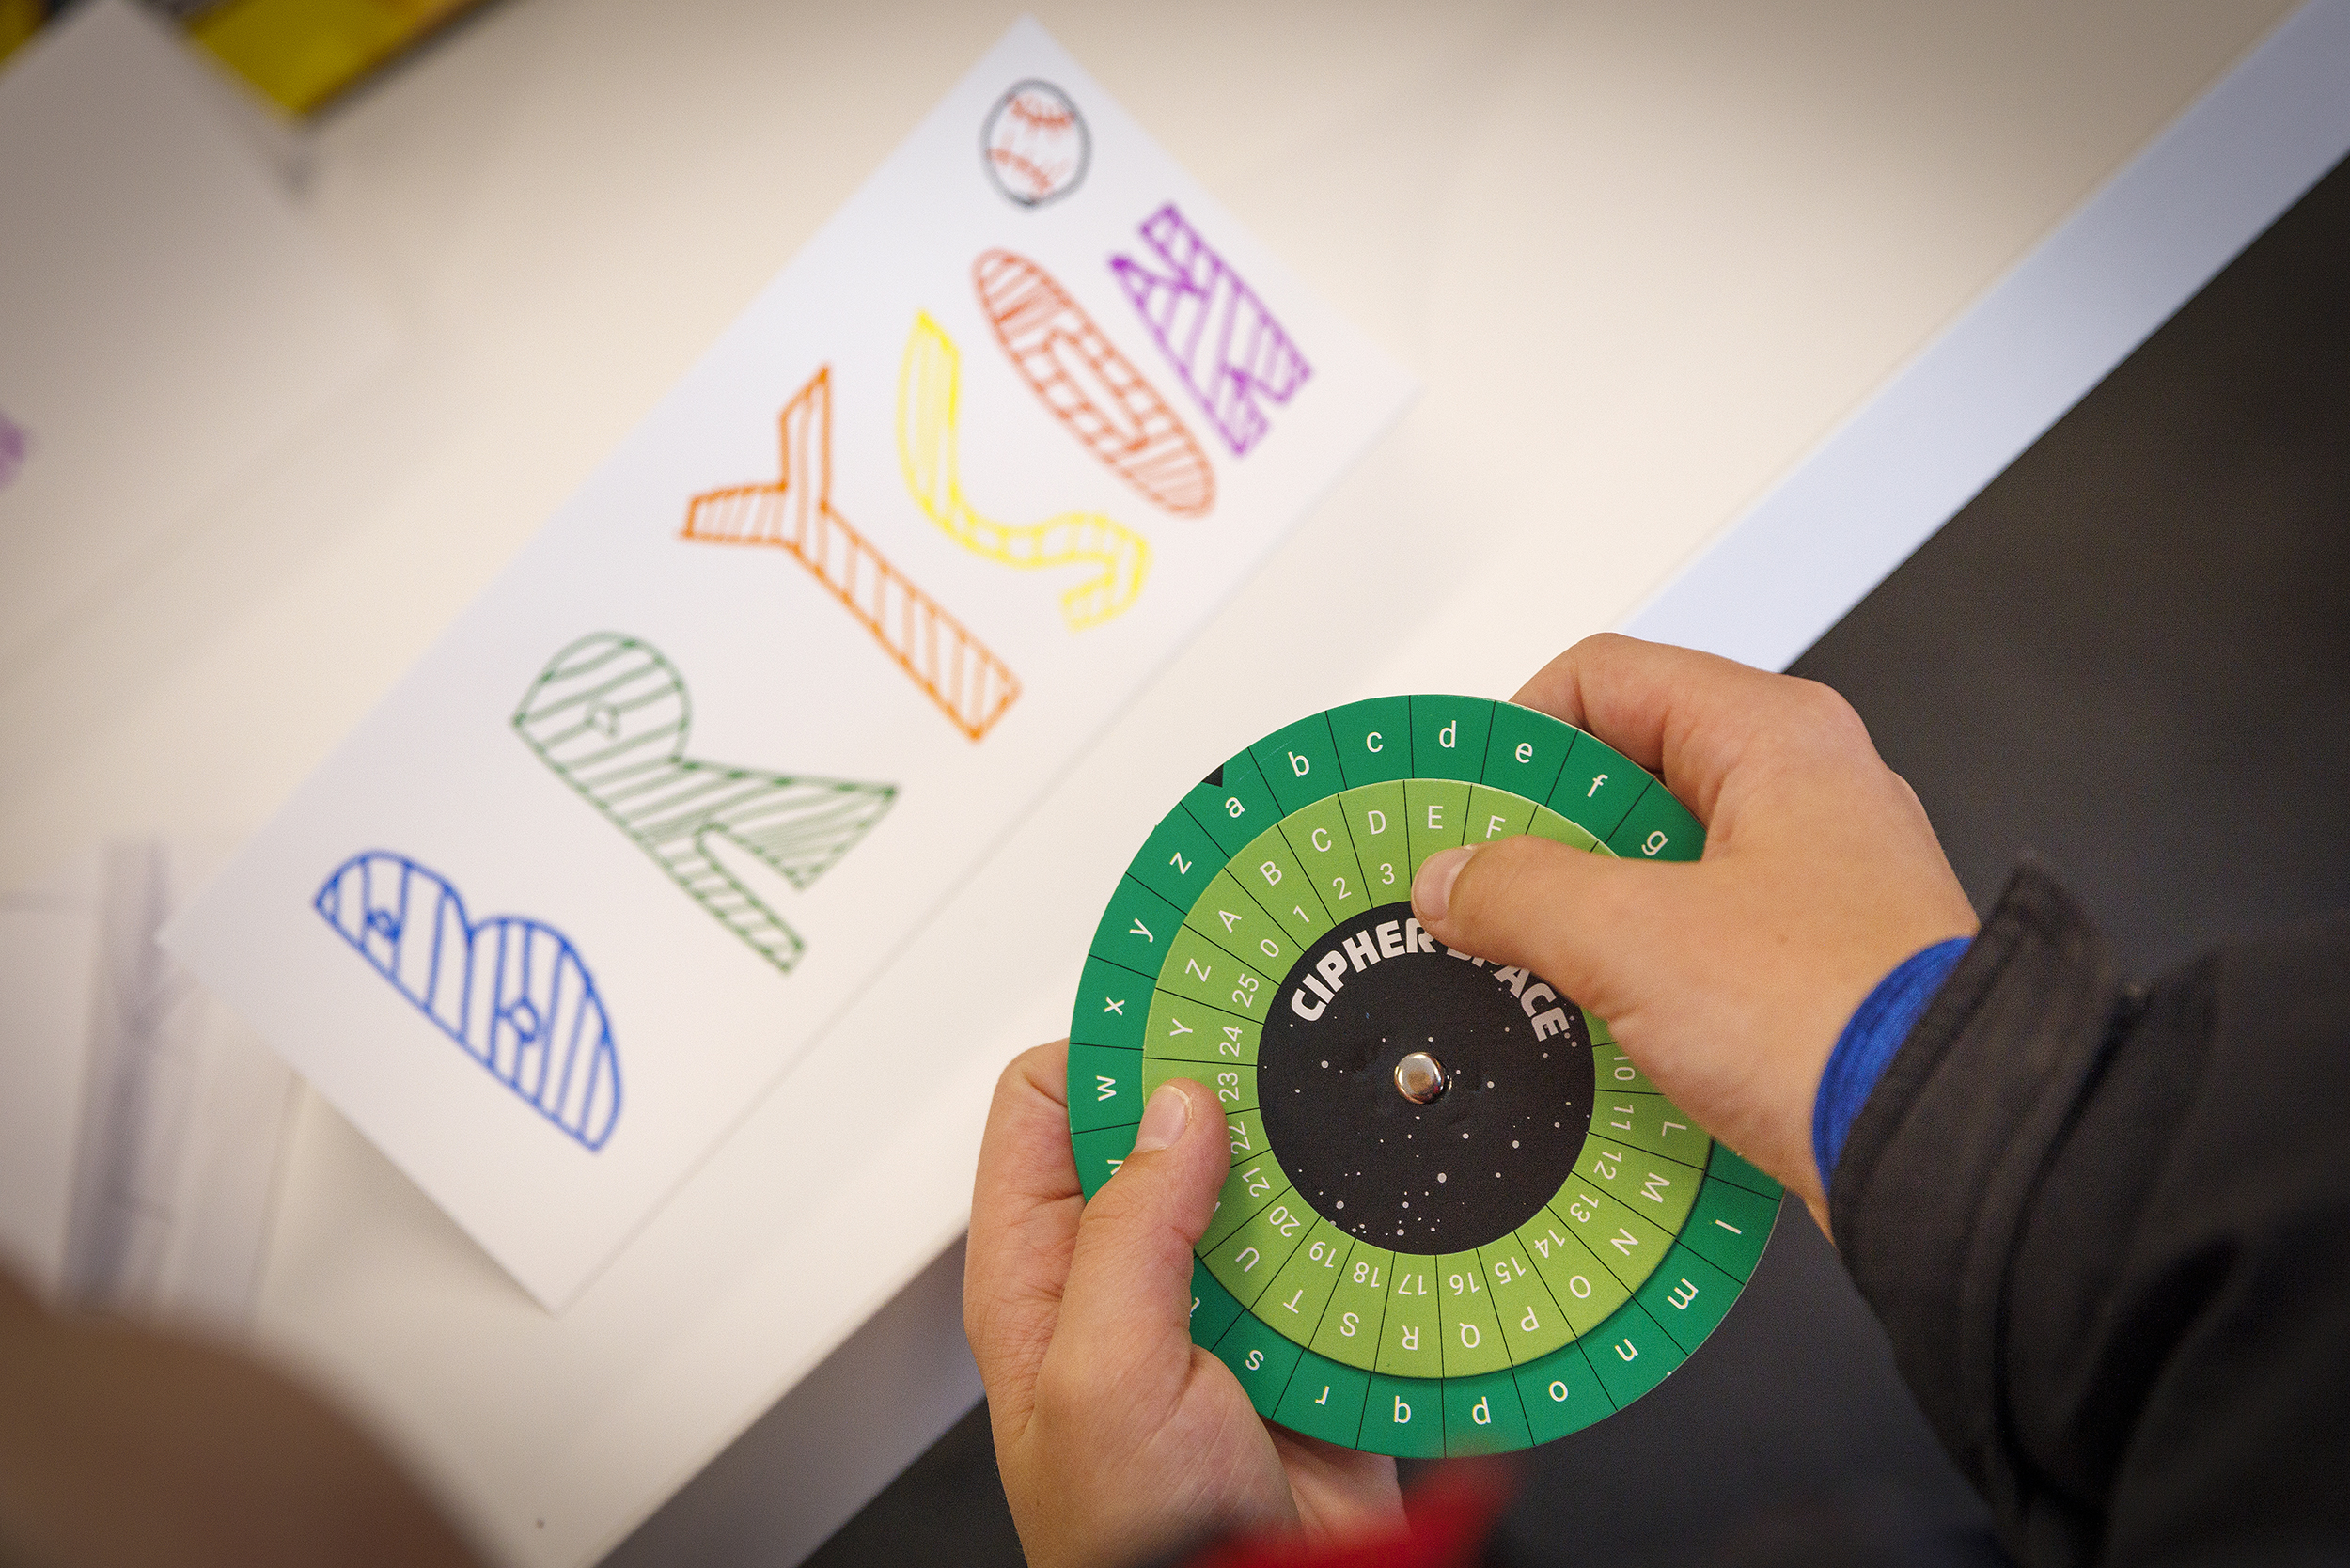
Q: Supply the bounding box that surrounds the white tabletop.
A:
[0,2,2307,1563]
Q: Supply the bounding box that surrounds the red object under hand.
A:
[1187,1465,1514,1568]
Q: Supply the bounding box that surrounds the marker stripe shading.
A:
[898,311,1152,629]
[973,248,1214,516]
[682,368,1022,741]
[315,851,621,1150]
[1111,202,1311,457]
[513,633,894,976]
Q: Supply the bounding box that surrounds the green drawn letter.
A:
[514,633,896,975]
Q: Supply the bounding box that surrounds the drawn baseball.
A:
[981,79,1089,207]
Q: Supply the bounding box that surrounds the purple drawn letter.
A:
[1110,204,1309,457]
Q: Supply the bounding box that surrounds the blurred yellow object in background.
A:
[191,0,478,113]
[0,0,45,61]
[0,0,485,112]
[191,0,480,112]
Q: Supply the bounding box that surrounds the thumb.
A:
[1409,836,1690,1028]
[1053,1077,1230,1376]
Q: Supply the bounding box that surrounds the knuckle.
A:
[1479,837,1548,911]
[997,1041,1064,1105]
[1082,1167,1151,1231]
[1457,838,1559,952]
[1784,677,1865,737]
[1781,675,1843,716]
[991,1058,1026,1108]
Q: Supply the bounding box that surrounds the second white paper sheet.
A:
[166,20,1414,1309]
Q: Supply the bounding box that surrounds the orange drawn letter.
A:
[682,368,1021,742]
[973,250,1214,517]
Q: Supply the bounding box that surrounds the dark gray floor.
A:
[803,1401,1023,1568]
[782,151,2350,1568]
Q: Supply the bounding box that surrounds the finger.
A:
[1409,835,1685,1027]
[965,1042,1084,1434]
[1043,1077,1229,1418]
[1271,1428,1406,1536]
[1512,633,1843,827]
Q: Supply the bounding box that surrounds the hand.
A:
[965,1045,1403,1568]
[1409,635,1978,1231]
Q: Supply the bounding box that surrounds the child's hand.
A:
[1411,635,1978,1231]
[964,1047,1402,1568]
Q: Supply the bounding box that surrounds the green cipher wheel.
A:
[1067,696,1782,1456]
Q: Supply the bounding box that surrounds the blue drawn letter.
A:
[314,852,622,1151]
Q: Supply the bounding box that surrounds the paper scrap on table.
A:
[0,841,296,1329]
[166,20,1415,1310]
[0,0,397,666]
[0,865,100,1294]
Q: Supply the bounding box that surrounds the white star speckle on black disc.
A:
[1257,903,1596,1249]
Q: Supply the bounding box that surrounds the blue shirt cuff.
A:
[1812,936,1971,1192]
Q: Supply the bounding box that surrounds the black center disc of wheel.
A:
[1258,902,1593,1250]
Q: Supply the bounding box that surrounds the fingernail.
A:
[1414,845,1475,923]
[1132,1083,1191,1153]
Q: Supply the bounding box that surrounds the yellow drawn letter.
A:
[898,311,1151,629]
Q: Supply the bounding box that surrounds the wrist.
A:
[1811,937,1973,1197]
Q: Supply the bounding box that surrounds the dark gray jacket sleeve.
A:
[1830,863,2350,1565]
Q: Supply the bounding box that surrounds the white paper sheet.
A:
[0,0,397,666]
[165,20,1415,1310]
